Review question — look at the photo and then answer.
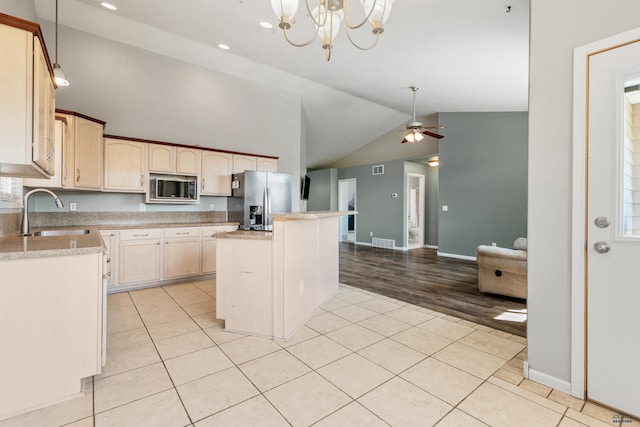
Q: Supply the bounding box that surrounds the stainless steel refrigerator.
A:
[228,171,292,230]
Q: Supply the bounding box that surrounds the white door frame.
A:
[338,178,356,242]
[406,173,425,249]
[571,26,640,399]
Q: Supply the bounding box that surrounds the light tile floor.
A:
[2,279,638,427]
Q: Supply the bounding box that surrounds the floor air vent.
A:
[372,238,395,249]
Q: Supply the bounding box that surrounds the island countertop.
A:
[216,230,273,240]
[270,210,357,220]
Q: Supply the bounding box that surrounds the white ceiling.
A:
[33,0,530,168]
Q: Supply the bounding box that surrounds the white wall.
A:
[528,0,640,388]
[0,0,35,20]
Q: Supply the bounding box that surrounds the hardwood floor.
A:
[339,243,527,337]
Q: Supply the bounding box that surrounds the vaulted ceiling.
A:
[33,0,529,168]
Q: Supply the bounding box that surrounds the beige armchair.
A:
[476,238,527,299]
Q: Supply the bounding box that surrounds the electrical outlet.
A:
[210,204,215,211]
[492,242,497,247]
[369,231,373,237]
[69,202,77,211]
[139,203,146,211]
[442,205,449,211]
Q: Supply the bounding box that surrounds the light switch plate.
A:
[442,205,449,211]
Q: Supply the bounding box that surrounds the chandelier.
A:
[270,0,395,61]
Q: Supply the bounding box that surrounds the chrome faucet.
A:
[21,188,64,235]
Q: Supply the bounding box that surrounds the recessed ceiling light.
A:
[259,21,273,29]
[100,2,117,10]
[218,44,230,50]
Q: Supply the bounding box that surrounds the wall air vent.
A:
[372,165,384,175]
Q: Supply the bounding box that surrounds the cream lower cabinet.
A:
[101,230,119,289]
[0,252,103,418]
[108,225,236,292]
[164,227,200,279]
[118,229,162,286]
[201,225,237,274]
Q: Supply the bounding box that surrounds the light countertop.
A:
[216,230,273,241]
[0,222,240,260]
[270,210,357,220]
[0,226,104,260]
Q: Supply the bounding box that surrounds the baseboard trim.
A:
[527,367,572,394]
[437,251,477,261]
[424,244,438,249]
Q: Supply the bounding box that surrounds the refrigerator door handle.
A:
[264,187,271,230]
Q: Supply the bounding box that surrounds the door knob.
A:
[593,241,611,253]
[594,216,610,228]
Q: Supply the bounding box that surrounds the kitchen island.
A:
[216,211,355,341]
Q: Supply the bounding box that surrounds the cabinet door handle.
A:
[140,174,144,187]
[176,232,189,235]
[133,233,149,237]
[202,178,205,191]
[76,168,80,182]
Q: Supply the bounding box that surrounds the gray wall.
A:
[307,168,337,212]
[337,160,429,248]
[528,0,640,389]
[438,112,528,257]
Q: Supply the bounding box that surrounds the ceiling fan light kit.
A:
[401,86,444,143]
[270,0,395,61]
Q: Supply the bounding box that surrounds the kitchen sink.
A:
[28,229,91,237]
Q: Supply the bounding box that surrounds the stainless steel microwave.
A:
[149,176,197,201]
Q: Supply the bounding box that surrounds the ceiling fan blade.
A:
[422,125,447,130]
[422,130,444,139]
[401,137,409,143]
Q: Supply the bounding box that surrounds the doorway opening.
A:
[338,179,356,243]
[406,173,425,249]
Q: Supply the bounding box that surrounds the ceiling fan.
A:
[401,86,445,143]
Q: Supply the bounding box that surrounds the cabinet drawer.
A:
[119,229,162,241]
[202,225,237,237]
[164,227,201,238]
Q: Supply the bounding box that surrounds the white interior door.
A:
[406,173,425,249]
[587,39,640,418]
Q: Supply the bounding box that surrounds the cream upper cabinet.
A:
[24,117,67,188]
[0,18,55,178]
[232,154,256,174]
[73,116,104,190]
[176,147,201,175]
[148,144,174,173]
[201,151,232,196]
[103,138,147,192]
[149,144,201,175]
[257,157,278,172]
[32,39,55,176]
